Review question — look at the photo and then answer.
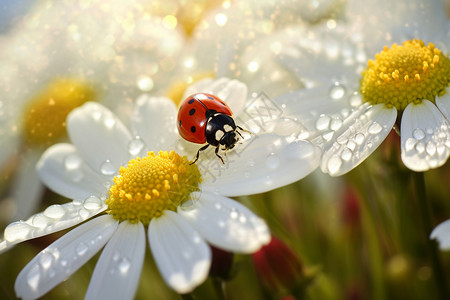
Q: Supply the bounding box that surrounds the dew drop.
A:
[44,205,65,219]
[330,118,343,131]
[341,148,353,161]
[315,115,331,131]
[327,155,342,175]
[39,252,53,269]
[437,144,446,155]
[76,242,88,256]
[322,131,334,141]
[119,258,131,274]
[26,265,41,291]
[83,196,103,210]
[230,209,239,219]
[103,116,116,128]
[64,154,82,171]
[354,133,365,145]
[346,140,356,151]
[60,259,68,267]
[239,215,247,223]
[415,142,425,153]
[31,214,51,228]
[368,122,383,134]
[349,92,362,107]
[128,138,145,156]
[113,251,121,261]
[426,141,436,155]
[4,222,33,242]
[329,83,346,100]
[246,159,255,167]
[413,128,425,140]
[426,128,434,135]
[100,160,116,175]
[266,153,280,169]
[73,198,83,206]
[405,138,417,152]
[79,209,89,218]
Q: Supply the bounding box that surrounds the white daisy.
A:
[0,0,185,221]
[166,0,345,102]
[271,0,450,175]
[430,219,450,251]
[0,78,320,299]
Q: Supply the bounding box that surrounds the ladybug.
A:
[177,93,247,164]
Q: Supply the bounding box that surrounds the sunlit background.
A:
[1,0,450,299]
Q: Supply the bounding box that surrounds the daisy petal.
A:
[10,148,45,221]
[321,103,397,175]
[178,192,270,253]
[200,134,321,196]
[401,100,450,171]
[430,219,450,250]
[15,215,117,300]
[37,143,108,200]
[436,91,450,119]
[130,95,178,153]
[67,102,132,175]
[149,211,211,294]
[182,78,247,115]
[2,202,107,253]
[85,222,145,300]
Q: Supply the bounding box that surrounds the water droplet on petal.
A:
[78,209,89,218]
[26,265,41,291]
[322,131,334,141]
[327,155,342,174]
[128,138,145,156]
[413,128,425,140]
[341,148,353,161]
[426,128,434,135]
[246,159,255,167]
[329,82,346,99]
[405,138,417,152]
[103,116,116,128]
[64,154,82,171]
[83,196,102,210]
[346,140,356,151]
[119,258,131,274]
[368,122,382,134]
[39,252,53,269]
[437,144,446,155]
[415,142,425,153]
[330,118,343,131]
[230,209,238,219]
[316,115,331,131]
[43,204,65,219]
[265,153,280,169]
[349,92,362,107]
[31,214,51,228]
[100,160,116,175]
[76,242,88,256]
[426,141,436,155]
[354,133,365,145]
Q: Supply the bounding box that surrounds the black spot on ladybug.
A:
[189,108,196,116]
[191,126,196,133]
[179,120,182,127]
[188,98,195,104]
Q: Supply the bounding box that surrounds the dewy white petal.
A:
[431,219,450,250]
[148,211,211,294]
[200,134,320,196]
[15,215,118,300]
[273,86,365,147]
[436,90,450,120]
[10,148,45,221]
[130,95,178,154]
[37,143,108,201]
[178,192,270,253]
[85,222,145,300]
[67,102,132,176]
[401,100,450,171]
[2,202,107,253]
[182,77,248,115]
[321,103,397,175]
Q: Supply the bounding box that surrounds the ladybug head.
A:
[220,131,238,150]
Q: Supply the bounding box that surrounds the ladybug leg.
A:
[215,146,225,164]
[236,125,252,138]
[190,144,210,165]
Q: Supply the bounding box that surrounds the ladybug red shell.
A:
[177,93,247,164]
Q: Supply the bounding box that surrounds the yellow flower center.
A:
[23,78,96,146]
[360,39,450,110]
[105,150,201,225]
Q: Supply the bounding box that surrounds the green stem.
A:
[212,278,227,300]
[412,171,448,300]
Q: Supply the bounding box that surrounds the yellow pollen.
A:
[105,150,201,225]
[360,39,450,110]
[22,78,96,146]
